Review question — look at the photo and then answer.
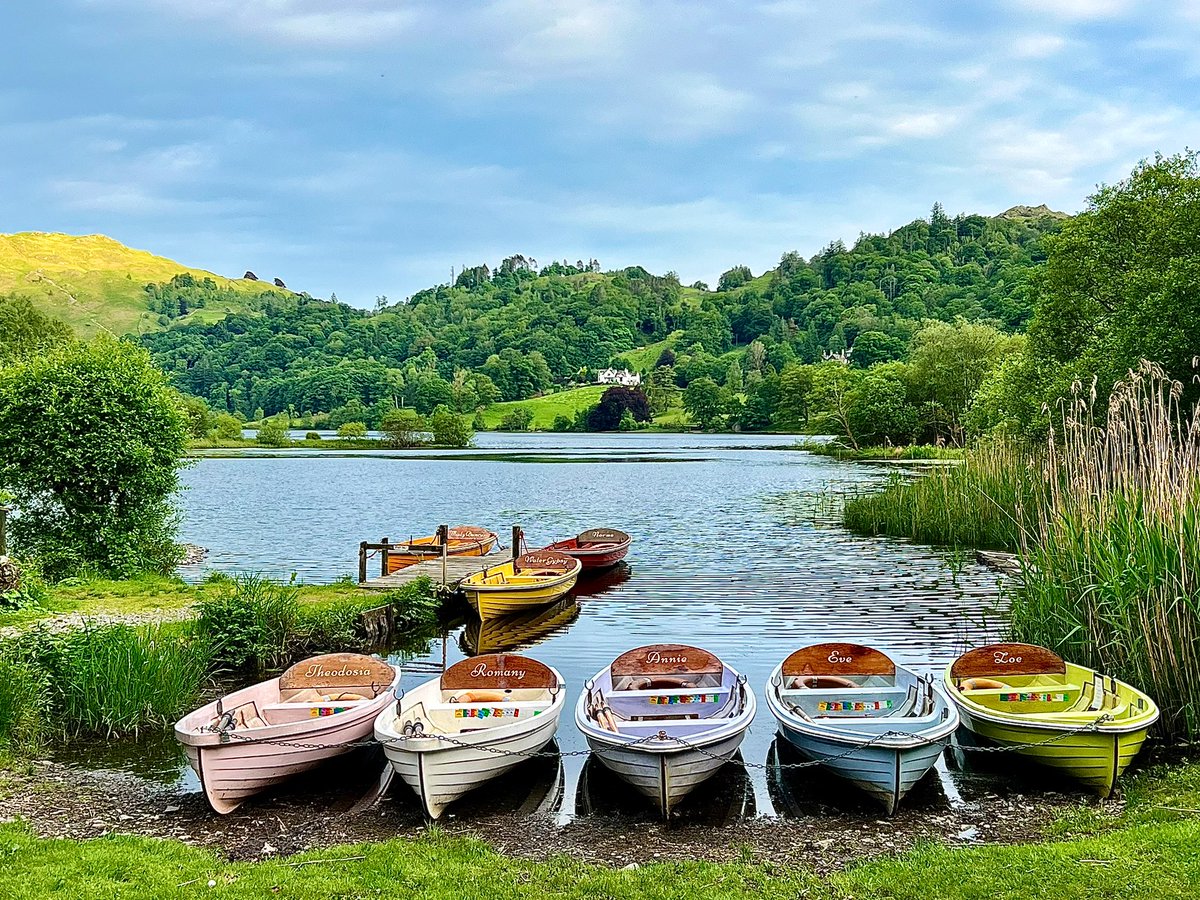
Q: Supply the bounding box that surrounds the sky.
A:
[2,1,1198,307]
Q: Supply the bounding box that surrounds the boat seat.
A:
[262,698,373,726]
[781,686,909,718]
[605,686,732,720]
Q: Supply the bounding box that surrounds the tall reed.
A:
[1012,362,1200,740]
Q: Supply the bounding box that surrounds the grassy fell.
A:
[0,232,285,337]
[478,385,606,430]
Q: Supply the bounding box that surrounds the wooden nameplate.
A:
[514,550,576,573]
[611,644,722,677]
[279,653,395,700]
[782,643,896,678]
[441,653,556,691]
[950,643,1066,679]
[448,525,495,542]
[577,528,630,547]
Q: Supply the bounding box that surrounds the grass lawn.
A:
[1,760,1198,898]
[616,331,682,370]
[477,385,607,430]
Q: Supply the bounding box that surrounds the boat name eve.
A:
[471,662,526,680]
[827,651,853,664]
[304,663,374,679]
[993,650,1024,665]
[646,650,687,665]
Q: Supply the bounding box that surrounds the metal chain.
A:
[213,713,1114,769]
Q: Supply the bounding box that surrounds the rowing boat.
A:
[765,643,958,814]
[374,652,566,818]
[944,642,1159,797]
[459,549,581,618]
[543,528,631,571]
[175,653,399,814]
[385,525,498,573]
[575,643,755,817]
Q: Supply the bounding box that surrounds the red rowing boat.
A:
[544,527,631,571]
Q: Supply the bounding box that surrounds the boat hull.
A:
[386,537,497,573]
[584,730,747,816]
[464,575,578,618]
[955,707,1149,798]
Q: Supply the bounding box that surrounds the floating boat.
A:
[385,525,498,573]
[944,642,1159,797]
[175,653,400,814]
[459,549,581,618]
[765,643,958,814]
[543,528,631,571]
[460,597,580,655]
[374,652,566,819]
[575,643,755,817]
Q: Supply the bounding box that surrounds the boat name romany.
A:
[993,650,1023,665]
[827,651,853,664]
[471,662,525,680]
[646,650,687,664]
[304,664,373,678]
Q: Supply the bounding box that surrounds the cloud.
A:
[1006,0,1133,21]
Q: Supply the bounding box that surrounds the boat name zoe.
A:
[993,650,1024,665]
[470,661,526,680]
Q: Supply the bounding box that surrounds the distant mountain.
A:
[0,232,290,337]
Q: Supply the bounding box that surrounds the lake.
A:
[167,432,1007,819]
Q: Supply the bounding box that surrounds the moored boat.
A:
[175,653,400,814]
[944,643,1159,797]
[543,528,631,571]
[459,549,581,618]
[575,643,755,817]
[765,643,958,814]
[385,525,498,573]
[374,652,566,818]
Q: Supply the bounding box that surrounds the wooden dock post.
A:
[512,524,523,560]
[437,524,449,588]
[358,541,368,584]
[380,537,390,577]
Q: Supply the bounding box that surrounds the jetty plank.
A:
[360,551,512,591]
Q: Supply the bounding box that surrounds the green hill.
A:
[0,232,287,337]
[476,385,608,430]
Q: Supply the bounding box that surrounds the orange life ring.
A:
[960,677,1008,691]
[635,676,696,690]
[794,675,857,689]
[453,690,508,703]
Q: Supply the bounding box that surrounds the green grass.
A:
[0,232,288,337]
[1,761,1199,897]
[615,331,683,370]
[799,441,966,461]
[477,385,607,430]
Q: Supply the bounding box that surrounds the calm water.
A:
[149,433,1009,818]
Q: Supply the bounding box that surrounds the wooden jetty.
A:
[358,525,523,591]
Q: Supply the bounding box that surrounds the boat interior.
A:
[395,654,561,738]
[949,643,1147,721]
[201,653,395,732]
[470,550,577,587]
[776,643,936,721]
[587,644,743,736]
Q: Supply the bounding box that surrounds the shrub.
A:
[304,431,322,442]
[195,574,299,671]
[500,407,534,431]
[210,413,244,441]
[336,421,367,440]
[255,416,290,447]
[551,414,574,432]
[0,654,51,753]
[0,339,188,579]
[380,408,424,448]
[428,405,473,448]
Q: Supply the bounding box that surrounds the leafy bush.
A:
[336,421,367,440]
[499,407,533,431]
[195,574,299,671]
[0,558,48,611]
[304,431,322,442]
[0,338,188,579]
[255,416,290,447]
[428,405,473,448]
[380,408,424,448]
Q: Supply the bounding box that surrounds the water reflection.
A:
[574,752,756,824]
[461,598,580,655]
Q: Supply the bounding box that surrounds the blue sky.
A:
[2,1,1198,306]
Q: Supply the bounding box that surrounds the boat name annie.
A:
[646,650,687,664]
[471,662,526,680]
[993,650,1024,665]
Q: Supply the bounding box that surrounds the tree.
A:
[499,407,534,431]
[586,386,652,431]
[847,373,917,445]
[256,415,290,447]
[810,363,862,448]
[551,414,574,432]
[776,365,814,431]
[428,405,473,448]
[0,295,72,362]
[0,339,187,578]
[180,396,212,438]
[718,265,753,291]
[683,377,725,429]
[210,413,243,441]
[725,360,743,393]
[646,366,681,415]
[337,421,367,440]
[655,347,676,368]
[381,408,424,448]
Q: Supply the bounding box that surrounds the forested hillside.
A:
[141,205,1062,422]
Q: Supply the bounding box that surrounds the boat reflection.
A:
[574,751,755,823]
[431,741,565,820]
[460,597,580,655]
[765,736,950,817]
[569,562,632,597]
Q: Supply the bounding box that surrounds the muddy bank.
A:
[0,750,1100,872]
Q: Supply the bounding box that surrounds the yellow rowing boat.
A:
[944,643,1159,797]
[460,550,581,619]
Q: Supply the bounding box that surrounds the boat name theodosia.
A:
[646,650,687,665]
[993,650,1024,665]
[304,663,374,678]
[471,662,525,680]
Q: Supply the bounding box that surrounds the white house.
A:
[596,367,642,387]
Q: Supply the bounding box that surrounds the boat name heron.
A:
[646,650,687,664]
[993,650,1024,665]
[471,662,525,680]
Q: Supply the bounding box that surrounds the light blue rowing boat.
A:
[765,643,959,814]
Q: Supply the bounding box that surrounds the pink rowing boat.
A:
[174,653,400,814]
